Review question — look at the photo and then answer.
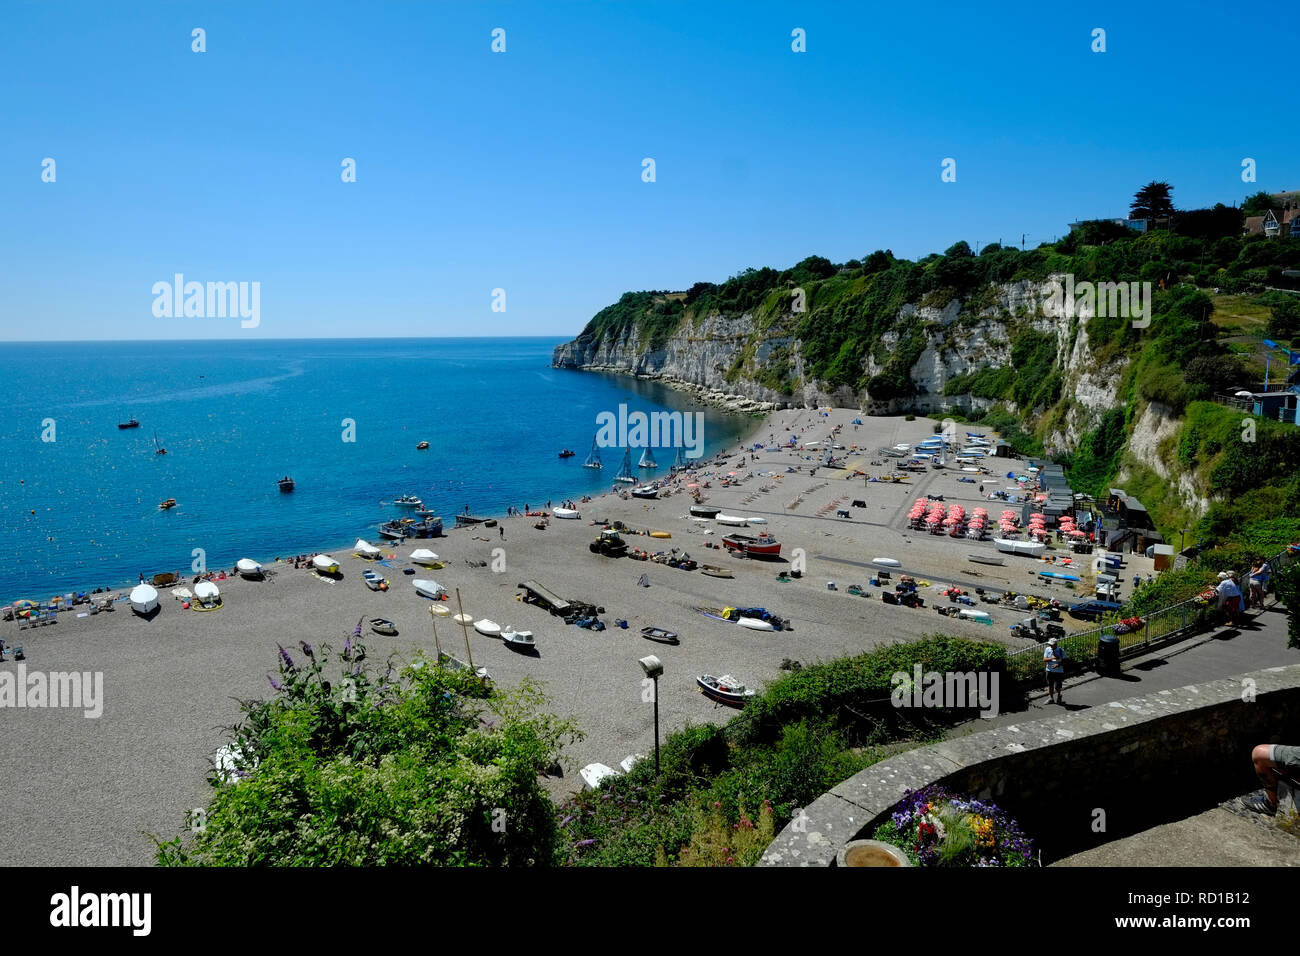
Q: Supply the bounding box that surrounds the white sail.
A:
[638,447,658,468]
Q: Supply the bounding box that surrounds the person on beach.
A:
[499,526,504,540]
[1246,743,1300,816]
[1043,637,1065,704]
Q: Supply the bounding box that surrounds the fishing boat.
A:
[638,448,658,469]
[631,485,658,499]
[614,449,636,483]
[193,581,221,608]
[413,579,447,600]
[582,435,603,469]
[871,557,902,568]
[118,418,140,429]
[473,619,501,637]
[700,565,733,578]
[409,548,442,566]
[968,553,1004,566]
[721,532,782,558]
[153,431,167,455]
[640,625,679,645]
[354,538,382,559]
[580,763,620,790]
[993,538,1047,558]
[312,554,340,574]
[552,507,580,519]
[410,516,444,537]
[377,520,408,540]
[689,504,721,518]
[501,626,536,650]
[129,583,159,616]
[696,674,756,706]
[362,568,389,591]
[159,498,177,510]
[394,494,423,508]
[370,617,398,636]
[236,558,263,579]
[558,449,575,458]
[417,441,430,450]
[278,476,295,492]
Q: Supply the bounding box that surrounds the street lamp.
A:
[1179,528,1188,554]
[639,655,663,776]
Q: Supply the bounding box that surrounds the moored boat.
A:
[558,449,575,458]
[454,514,488,526]
[378,520,408,540]
[354,538,382,558]
[582,435,603,469]
[871,557,902,568]
[614,449,636,483]
[278,476,295,492]
[638,448,658,469]
[696,674,756,706]
[968,553,1004,566]
[714,513,750,526]
[193,581,221,608]
[720,532,782,558]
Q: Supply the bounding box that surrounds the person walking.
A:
[1043,637,1066,705]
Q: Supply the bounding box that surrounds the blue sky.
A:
[1,0,1294,340]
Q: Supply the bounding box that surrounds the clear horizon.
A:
[3,0,1295,342]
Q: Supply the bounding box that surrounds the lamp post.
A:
[639,655,663,776]
[1179,528,1188,554]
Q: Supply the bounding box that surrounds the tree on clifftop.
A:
[1130,181,1175,221]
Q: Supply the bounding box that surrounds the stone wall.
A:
[759,664,1300,866]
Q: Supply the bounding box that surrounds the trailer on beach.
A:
[517,580,572,616]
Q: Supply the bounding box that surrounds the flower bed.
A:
[871,785,1035,867]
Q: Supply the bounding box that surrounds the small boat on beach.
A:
[700,565,733,578]
[409,548,442,566]
[454,514,488,526]
[370,617,398,636]
[236,558,263,579]
[871,557,902,568]
[714,514,750,526]
[362,569,389,591]
[278,477,295,492]
[410,516,443,537]
[994,538,1047,558]
[620,754,646,773]
[413,579,447,600]
[129,583,159,616]
[958,609,993,625]
[193,581,221,608]
[118,418,140,429]
[501,626,536,650]
[580,763,620,790]
[582,435,603,470]
[689,504,721,519]
[552,507,580,519]
[968,554,1004,566]
[1039,571,1081,582]
[159,498,177,510]
[697,674,756,706]
[473,619,501,637]
[631,485,657,499]
[640,625,679,645]
[354,538,382,559]
[312,555,340,574]
[721,532,782,558]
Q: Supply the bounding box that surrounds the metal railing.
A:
[1004,544,1296,685]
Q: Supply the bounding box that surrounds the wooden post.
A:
[428,606,442,660]
[455,587,474,669]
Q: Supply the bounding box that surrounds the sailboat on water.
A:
[614,448,636,483]
[153,431,167,455]
[582,435,602,469]
[638,447,658,469]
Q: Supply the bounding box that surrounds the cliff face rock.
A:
[1121,401,1211,514]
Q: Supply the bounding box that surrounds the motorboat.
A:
[580,763,620,790]
[378,521,409,540]
[129,584,159,616]
[354,538,382,559]
[312,554,340,574]
[118,418,140,429]
[362,569,389,591]
[193,581,221,608]
[278,477,295,492]
[410,516,443,537]
[413,579,447,600]
[640,625,679,645]
[409,548,442,566]
[417,441,430,450]
[394,495,423,508]
[558,449,575,458]
[720,532,782,558]
[689,504,721,518]
[552,507,580,519]
[993,538,1047,558]
[370,617,398,636]
[500,626,536,650]
[696,674,756,706]
[236,558,263,578]
[631,485,658,499]
[159,498,177,510]
[473,619,501,637]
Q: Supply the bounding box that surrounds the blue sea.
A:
[0,338,755,601]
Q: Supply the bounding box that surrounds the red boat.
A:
[721,532,782,558]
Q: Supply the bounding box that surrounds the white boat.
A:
[993,538,1046,558]
[552,507,580,519]
[638,448,658,469]
[961,466,981,473]
[737,616,775,631]
[429,603,450,616]
[394,494,423,508]
[362,569,389,591]
[193,581,221,607]
[958,609,993,625]
[409,548,441,566]
[413,579,447,600]
[473,619,501,637]
[500,626,536,649]
[452,612,473,624]
[620,754,646,773]
[130,584,159,615]
[745,516,767,525]
[235,558,263,578]
[312,554,340,574]
[580,763,620,790]
[631,485,658,499]
[353,538,382,558]
[582,435,603,469]
[697,674,757,706]
[715,514,749,526]
[871,557,902,568]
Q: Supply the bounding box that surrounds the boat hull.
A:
[721,534,781,558]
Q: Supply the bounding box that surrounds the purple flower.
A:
[299,640,314,658]
[575,839,596,848]
[277,644,296,671]
[268,676,282,691]
[559,815,573,828]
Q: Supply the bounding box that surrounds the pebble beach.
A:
[0,405,1146,865]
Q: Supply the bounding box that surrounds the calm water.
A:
[0,338,755,601]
